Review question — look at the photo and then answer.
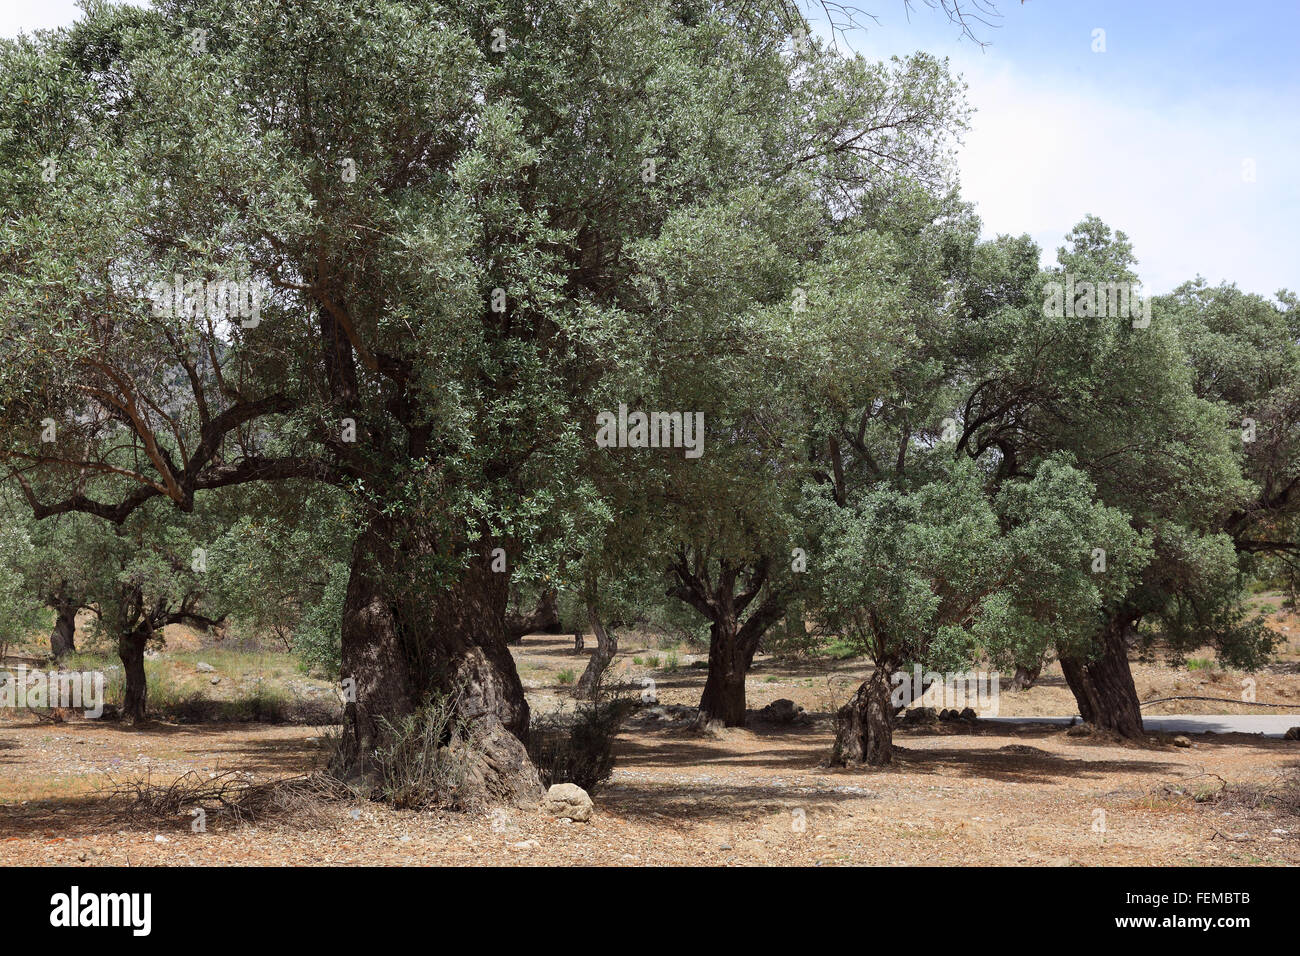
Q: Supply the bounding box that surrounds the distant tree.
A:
[10,510,96,659]
[944,218,1256,736]
[80,496,233,722]
[810,456,1147,764]
[0,520,46,661]
[209,481,353,675]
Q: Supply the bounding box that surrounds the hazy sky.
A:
[4,0,1295,297]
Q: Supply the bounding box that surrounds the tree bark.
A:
[118,626,150,724]
[574,603,617,699]
[1060,613,1144,738]
[697,617,748,727]
[49,599,77,660]
[538,589,562,632]
[832,665,895,766]
[696,597,786,728]
[337,519,541,804]
[669,555,785,729]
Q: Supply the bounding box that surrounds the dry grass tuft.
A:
[1212,765,1300,817]
[100,769,352,827]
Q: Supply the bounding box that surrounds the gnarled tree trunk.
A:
[695,595,786,728]
[118,625,150,724]
[1011,660,1042,691]
[49,597,77,660]
[574,604,617,699]
[1060,612,1144,738]
[697,616,749,727]
[832,665,895,766]
[337,519,541,804]
[504,588,563,645]
[669,555,785,729]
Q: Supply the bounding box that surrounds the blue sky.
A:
[4,1,1296,297]
[809,0,1300,296]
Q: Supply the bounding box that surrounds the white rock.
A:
[543,783,594,822]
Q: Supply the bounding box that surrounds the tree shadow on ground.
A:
[613,717,1213,789]
[600,779,873,826]
[0,717,329,772]
[879,745,1180,785]
[513,642,595,660]
[614,730,828,773]
[0,728,335,842]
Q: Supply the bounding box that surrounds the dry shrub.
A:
[373,689,483,811]
[527,676,634,794]
[1143,766,1300,825]
[102,769,350,826]
[1212,766,1300,817]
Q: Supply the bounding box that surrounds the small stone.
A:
[209,676,220,685]
[1066,723,1092,737]
[154,834,169,843]
[195,662,215,673]
[1284,727,1300,741]
[1173,735,1192,748]
[543,783,593,822]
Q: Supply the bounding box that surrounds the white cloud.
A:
[0,1,84,38]
[5,4,1296,298]
[951,51,1298,296]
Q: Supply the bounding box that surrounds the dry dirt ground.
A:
[2,628,1299,866]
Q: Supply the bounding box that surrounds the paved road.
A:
[983,714,1299,738]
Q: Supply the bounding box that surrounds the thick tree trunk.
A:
[337,520,541,804]
[1060,613,1144,738]
[697,617,750,727]
[118,626,150,724]
[832,666,895,766]
[670,556,785,729]
[49,600,77,659]
[537,589,562,632]
[574,604,617,699]
[696,604,786,728]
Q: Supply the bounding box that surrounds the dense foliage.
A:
[0,1,1293,784]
